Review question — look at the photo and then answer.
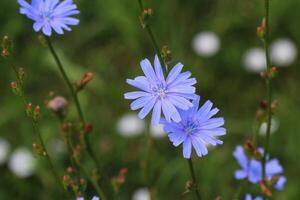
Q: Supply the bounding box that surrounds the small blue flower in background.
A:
[161,95,226,159]
[233,145,286,190]
[124,55,197,125]
[77,196,99,200]
[18,0,80,36]
[245,194,263,200]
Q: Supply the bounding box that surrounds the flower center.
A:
[184,120,199,135]
[152,82,167,99]
[41,9,54,22]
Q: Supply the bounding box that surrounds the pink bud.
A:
[47,96,68,112]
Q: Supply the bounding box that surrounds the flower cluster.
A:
[125,55,226,158]
[18,0,80,36]
[233,145,286,197]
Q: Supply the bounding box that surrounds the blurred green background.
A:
[1,0,300,199]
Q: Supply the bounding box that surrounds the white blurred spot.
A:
[132,188,150,200]
[150,124,165,139]
[271,38,298,67]
[192,31,220,57]
[8,148,36,178]
[259,118,279,136]
[0,138,10,165]
[243,48,266,73]
[117,114,146,137]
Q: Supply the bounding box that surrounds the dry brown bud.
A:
[83,123,93,134]
[260,180,272,197]
[10,81,17,89]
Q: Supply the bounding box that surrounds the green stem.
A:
[261,1,273,200]
[45,37,100,168]
[11,66,67,196]
[45,37,107,198]
[187,159,202,200]
[61,121,107,200]
[137,0,167,73]
[45,37,84,122]
[143,121,152,184]
[261,0,272,182]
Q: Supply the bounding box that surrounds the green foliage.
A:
[1,0,300,199]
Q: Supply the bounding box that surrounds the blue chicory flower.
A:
[77,197,99,200]
[124,55,197,125]
[245,194,263,200]
[18,0,80,36]
[161,95,226,159]
[233,145,286,190]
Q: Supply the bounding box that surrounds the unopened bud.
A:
[257,18,266,39]
[47,96,68,112]
[63,175,70,186]
[140,8,153,28]
[260,100,268,110]
[10,81,18,89]
[260,180,272,197]
[75,72,94,91]
[33,105,41,121]
[2,35,11,57]
[162,45,172,65]
[185,180,193,191]
[83,123,93,134]
[32,143,38,149]
[18,68,25,80]
[67,166,76,174]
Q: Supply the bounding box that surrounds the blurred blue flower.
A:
[161,96,226,159]
[124,55,197,125]
[233,145,286,190]
[18,0,80,36]
[245,194,263,200]
[77,197,99,200]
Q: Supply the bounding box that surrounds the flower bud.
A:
[185,180,193,191]
[162,45,172,65]
[139,8,153,28]
[33,105,41,121]
[260,180,272,197]
[47,96,68,112]
[18,68,25,80]
[257,18,266,39]
[75,72,94,91]
[2,35,11,57]
[83,123,93,134]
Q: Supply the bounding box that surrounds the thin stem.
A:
[11,66,67,196]
[45,37,108,198]
[143,121,152,184]
[45,37,100,166]
[45,37,84,122]
[137,0,167,73]
[66,132,107,200]
[261,0,272,182]
[187,159,202,200]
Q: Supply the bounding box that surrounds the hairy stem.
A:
[187,159,202,200]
